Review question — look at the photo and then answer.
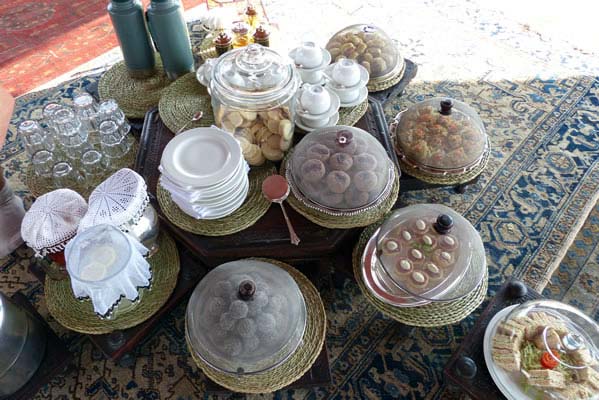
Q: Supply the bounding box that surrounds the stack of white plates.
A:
[159,127,249,220]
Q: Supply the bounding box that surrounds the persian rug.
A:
[0,0,207,96]
[543,201,599,320]
[1,70,598,399]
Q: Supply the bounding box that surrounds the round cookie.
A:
[409,271,429,289]
[407,248,424,264]
[344,187,369,208]
[382,238,400,253]
[424,262,443,280]
[354,137,369,154]
[432,249,455,268]
[421,234,437,249]
[438,234,459,251]
[395,258,413,275]
[329,152,354,171]
[326,170,351,194]
[412,218,430,235]
[300,159,326,183]
[354,170,378,192]
[318,191,344,207]
[353,153,378,171]
[306,143,331,161]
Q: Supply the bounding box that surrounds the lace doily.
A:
[21,189,88,257]
[79,168,150,233]
[65,224,151,317]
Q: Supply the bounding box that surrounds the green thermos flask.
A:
[146,0,194,80]
[107,0,156,78]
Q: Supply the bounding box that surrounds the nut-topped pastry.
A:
[374,204,486,302]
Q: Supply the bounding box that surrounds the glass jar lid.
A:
[288,125,394,212]
[494,300,599,399]
[326,24,402,81]
[186,259,307,375]
[393,97,488,172]
[375,204,486,302]
[210,44,300,110]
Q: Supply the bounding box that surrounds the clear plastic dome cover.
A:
[186,259,306,375]
[492,300,599,399]
[289,125,393,211]
[374,204,486,302]
[394,97,488,171]
[326,24,402,80]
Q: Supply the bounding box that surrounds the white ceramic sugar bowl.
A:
[289,42,331,85]
[324,58,369,106]
[295,84,340,131]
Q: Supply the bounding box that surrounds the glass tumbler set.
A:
[19,95,133,189]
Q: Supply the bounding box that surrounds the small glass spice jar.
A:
[231,21,250,48]
[213,31,233,55]
[244,4,259,29]
[253,24,270,47]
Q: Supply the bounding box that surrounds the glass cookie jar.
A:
[373,204,486,303]
[390,97,489,185]
[286,125,396,215]
[210,44,300,166]
[326,24,405,90]
[186,259,306,375]
[490,300,599,400]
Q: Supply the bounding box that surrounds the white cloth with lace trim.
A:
[78,168,149,233]
[65,224,151,316]
[20,188,88,257]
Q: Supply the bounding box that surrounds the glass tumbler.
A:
[80,149,104,185]
[73,94,102,149]
[100,120,130,170]
[42,103,63,132]
[31,150,54,178]
[97,99,130,138]
[52,107,88,147]
[52,161,80,189]
[18,120,53,155]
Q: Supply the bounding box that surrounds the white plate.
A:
[483,304,533,400]
[340,86,368,108]
[176,178,249,220]
[295,112,339,133]
[161,128,242,187]
[161,159,248,199]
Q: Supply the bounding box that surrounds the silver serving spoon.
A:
[176,111,203,134]
[262,174,300,246]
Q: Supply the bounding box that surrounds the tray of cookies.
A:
[370,204,487,304]
[285,125,397,216]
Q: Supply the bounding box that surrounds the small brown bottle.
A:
[253,25,270,47]
[213,31,233,56]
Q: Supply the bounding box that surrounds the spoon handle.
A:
[279,202,300,246]
[176,120,192,135]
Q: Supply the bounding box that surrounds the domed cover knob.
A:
[440,99,453,115]
[455,356,477,379]
[238,280,256,301]
[336,130,354,147]
[434,214,454,234]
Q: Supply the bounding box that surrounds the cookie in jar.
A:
[210,45,300,166]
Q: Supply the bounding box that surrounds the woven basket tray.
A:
[156,165,275,236]
[25,139,139,198]
[352,224,488,327]
[45,232,179,334]
[186,258,326,394]
[99,56,171,119]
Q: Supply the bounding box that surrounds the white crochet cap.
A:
[20,188,88,257]
[78,168,149,232]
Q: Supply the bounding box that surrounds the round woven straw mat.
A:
[99,56,171,119]
[25,139,139,198]
[280,158,400,229]
[352,224,488,327]
[367,58,406,93]
[338,98,369,127]
[185,258,326,394]
[158,73,214,134]
[156,165,275,236]
[399,147,490,186]
[45,232,180,334]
